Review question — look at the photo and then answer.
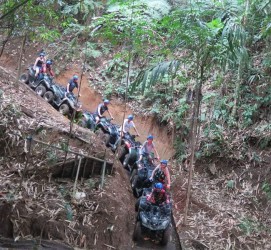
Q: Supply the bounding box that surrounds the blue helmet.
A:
[147,134,154,140]
[154,183,163,190]
[46,60,52,65]
[160,159,168,165]
[73,75,79,80]
[104,99,110,104]
[39,52,45,57]
[128,115,133,120]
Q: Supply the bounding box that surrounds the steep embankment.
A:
[0,40,175,160]
[0,42,181,249]
[0,67,137,250]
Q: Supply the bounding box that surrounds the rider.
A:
[147,182,169,206]
[149,159,171,190]
[137,134,160,163]
[66,75,79,94]
[112,114,140,149]
[95,99,114,124]
[42,60,55,77]
[33,52,46,78]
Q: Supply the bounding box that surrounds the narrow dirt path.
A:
[133,222,181,250]
[55,67,175,160]
[0,47,180,250]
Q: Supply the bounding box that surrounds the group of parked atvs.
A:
[20,65,81,116]
[20,65,172,246]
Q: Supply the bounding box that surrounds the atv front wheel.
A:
[20,73,29,84]
[59,103,70,115]
[132,221,142,242]
[130,168,137,183]
[104,133,111,147]
[160,226,170,246]
[118,147,127,163]
[123,153,131,169]
[78,119,87,128]
[135,198,140,212]
[44,91,54,103]
[35,85,46,96]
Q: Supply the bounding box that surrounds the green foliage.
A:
[130,60,180,94]
[46,149,58,165]
[201,122,226,157]
[105,57,128,77]
[60,141,69,152]
[104,82,114,98]
[61,0,101,19]
[4,103,22,118]
[0,0,73,42]
[174,138,187,162]
[241,103,258,127]
[108,0,171,20]
[227,180,235,189]
[238,217,265,235]
[64,203,73,221]
[87,178,97,189]
[262,182,271,200]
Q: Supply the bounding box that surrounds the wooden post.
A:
[73,157,82,198]
[100,160,106,188]
[19,135,32,189]
[72,155,78,178]
[16,33,26,88]
[81,158,88,184]
[183,65,204,225]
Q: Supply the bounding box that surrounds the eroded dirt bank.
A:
[0,43,180,249]
[0,69,137,250]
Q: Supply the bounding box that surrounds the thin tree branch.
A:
[0,0,30,20]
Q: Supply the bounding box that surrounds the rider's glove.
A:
[149,177,153,182]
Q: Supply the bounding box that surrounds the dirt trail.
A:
[1,50,174,160]
[0,44,180,250]
[55,67,174,160]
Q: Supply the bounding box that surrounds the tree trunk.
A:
[183,65,203,225]
[15,34,27,88]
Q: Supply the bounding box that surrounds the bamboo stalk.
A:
[100,160,106,188]
[73,157,82,198]
[19,135,32,189]
[15,33,27,88]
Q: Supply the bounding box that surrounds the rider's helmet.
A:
[154,182,163,190]
[104,99,110,105]
[147,134,154,140]
[39,52,45,57]
[73,75,79,81]
[160,159,168,166]
[46,60,53,65]
[128,115,133,121]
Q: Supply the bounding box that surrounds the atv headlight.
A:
[161,220,169,228]
[141,214,148,224]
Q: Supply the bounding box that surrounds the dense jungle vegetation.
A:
[1,0,270,161]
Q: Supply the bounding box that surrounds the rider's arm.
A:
[165,168,171,186]
[49,67,55,77]
[133,126,140,136]
[122,120,127,133]
[66,83,70,93]
[97,104,102,117]
[33,57,39,68]
[150,165,159,179]
[107,110,114,119]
